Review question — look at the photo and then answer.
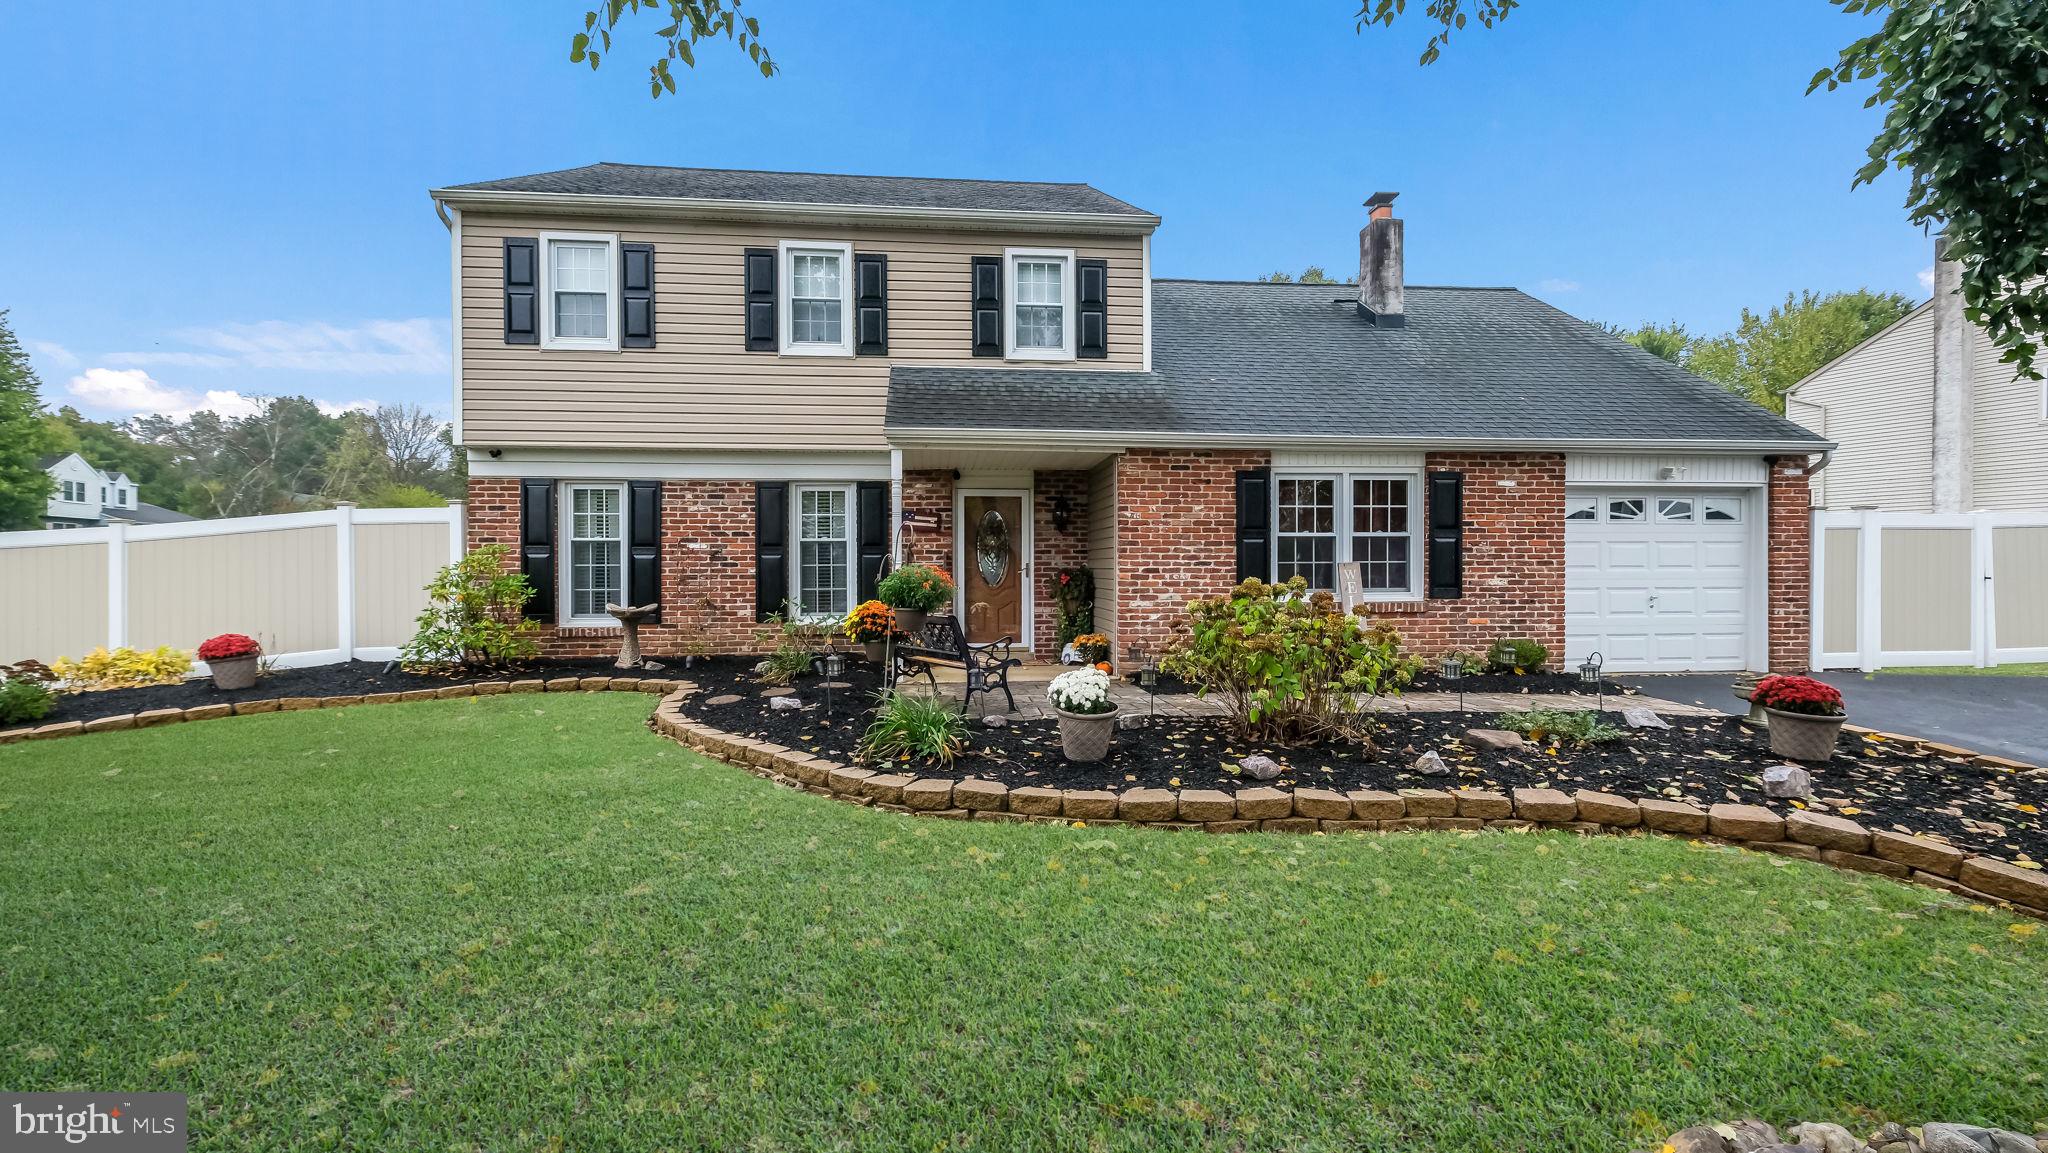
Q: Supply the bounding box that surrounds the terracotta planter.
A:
[1764,707,1846,762]
[1055,704,1118,763]
[861,640,889,664]
[209,655,260,691]
[891,609,928,637]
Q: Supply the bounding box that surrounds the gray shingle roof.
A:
[442,163,1151,217]
[888,281,1827,448]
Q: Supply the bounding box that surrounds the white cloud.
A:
[29,340,79,369]
[66,366,368,421]
[1537,278,1581,293]
[1917,265,1936,292]
[106,318,447,375]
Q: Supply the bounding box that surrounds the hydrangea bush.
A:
[1047,666,1114,715]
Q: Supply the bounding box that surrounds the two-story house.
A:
[39,453,191,529]
[431,164,1828,673]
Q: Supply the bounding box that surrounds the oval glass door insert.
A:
[975,509,1012,586]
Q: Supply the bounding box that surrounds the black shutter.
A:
[1076,258,1109,359]
[855,481,890,603]
[621,243,655,348]
[504,238,538,345]
[743,248,777,352]
[854,253,889,356]
[1234,468,1270,582]
[519,478,555,621]
[627,479,662,618]
[755,481,789,620]
[1426,471,1465,599]
[971,256,1003,357]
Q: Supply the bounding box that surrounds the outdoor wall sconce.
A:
[1050,495,1073,533]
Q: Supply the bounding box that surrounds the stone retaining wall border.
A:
[649,690,2048,921]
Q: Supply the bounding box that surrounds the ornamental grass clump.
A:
[1750,674,1845,717]
[859,690,968,768]
[1162,576,1409,745]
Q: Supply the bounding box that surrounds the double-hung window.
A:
[539,232,619,350]
[792,485,855,616]
[1004,248,1075,359]
[1274,473,1422,599]
[561,482,625,626]
[778,240,853,355]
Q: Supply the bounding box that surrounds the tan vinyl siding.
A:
[1088,456,1118,651]
[460,214,1147,451]
[0,543,107,664]
[1788,305,1935,510]
[1968,323,2048,510]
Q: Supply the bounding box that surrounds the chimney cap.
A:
[1364,191,1399,210]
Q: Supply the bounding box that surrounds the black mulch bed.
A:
[1140,668,1630,698]
[31,657,640,726]
[680,658,2047,864]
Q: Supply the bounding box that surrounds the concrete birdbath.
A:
[605,602,664,670]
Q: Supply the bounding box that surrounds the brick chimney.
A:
[1358,191,1404,327]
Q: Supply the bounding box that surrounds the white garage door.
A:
[1564,490,1753,673]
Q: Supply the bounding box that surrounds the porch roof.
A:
[886,281,1831,453]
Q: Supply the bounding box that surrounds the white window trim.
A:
[1271,470,1424,601]
[789,482,858,617]
[558,481,627,627]
[538,231,621,351]
[1002,247,1076,361]
[777,239,855,357]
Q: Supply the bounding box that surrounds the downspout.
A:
[889,448,905,566]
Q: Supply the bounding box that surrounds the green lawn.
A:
[2,696,2044,1152]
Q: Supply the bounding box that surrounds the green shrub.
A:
[875,563,954,613]
[859,691,967,767]
[400,544,540,669]
[1162,576,1409,744]
[1486,637,1551,674]
[1051,566,1095,646]
[1495,707,1622,747]
[0,676,53,725]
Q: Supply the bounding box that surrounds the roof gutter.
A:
[883,426,1837,455]
[427,188,1161,236]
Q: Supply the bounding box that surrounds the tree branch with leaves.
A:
[571,0,775,97]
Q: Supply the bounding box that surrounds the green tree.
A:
[0,312,58,531]
[1257,266,1346,284]
[1602,320,1693,365]
[41,407,193,513]
[1684,289,1913,413]
[570,0,775,97]
[1357,0,2048,375]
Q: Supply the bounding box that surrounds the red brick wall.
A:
[1113,449,1268,658]
[1031,470,1091,659]
[899,470,953,571]
[1358,453,1567,667]
[466,477,762,659]
[1766,456,1814,671]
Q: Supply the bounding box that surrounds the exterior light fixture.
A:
[1441,653,1465,713]
[822,650,846,716]
[1580,651,1605,712]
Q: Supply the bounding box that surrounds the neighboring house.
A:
[1786,246,2046,512]
[430,165,1828,674]
[38,453,193,529]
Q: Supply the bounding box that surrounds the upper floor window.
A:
[539,232,619,350]
[58,480,86,503]
[1004,248,1075,360]
[778,241,853,356]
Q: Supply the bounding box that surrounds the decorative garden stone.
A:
[605,602,661,669]
[1763,764,1813,799]
[1664,1125,1734,1153]
[1788,1121,1863,1153]
[1116,713,1150,731]
[980,714,1008,728]
[1464,728,1524,751]
[1411,750,1452,777]
[1238,754,1282,781]
[1622,706,1670,729]
[768,695,803,711]
[1921,1124,2001,1153]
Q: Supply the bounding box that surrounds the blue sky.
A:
[0,1,1932,423]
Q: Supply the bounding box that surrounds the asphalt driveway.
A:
[1616,671,2048,767]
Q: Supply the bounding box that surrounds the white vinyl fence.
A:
[1812,509,2048,671]
[0,503,465,669]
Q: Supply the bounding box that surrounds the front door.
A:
[958,492,1028,645]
